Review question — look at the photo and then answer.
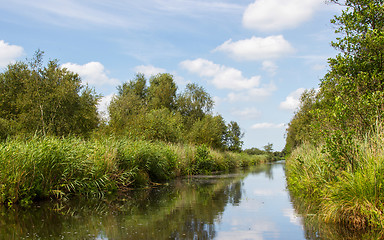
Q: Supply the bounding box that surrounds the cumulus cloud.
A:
[279,88,306,111]
[251,122,285,129]
[180,58,260,90]
[62,62,120,86]
[214,35,294,61]
[0,40,24,68]
[243,0,324,31]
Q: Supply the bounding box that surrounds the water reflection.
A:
[1,162,372,240]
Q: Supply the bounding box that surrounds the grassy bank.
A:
[0,137,268,206]
[286,127,384,230]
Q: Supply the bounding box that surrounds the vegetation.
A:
[0,137,268,206]
[285,0,384,230]
[0,50,272,206]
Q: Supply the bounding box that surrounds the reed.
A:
[286,125,384,229]
[0,136,265,206]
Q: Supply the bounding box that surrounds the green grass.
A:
[0,136,267,206]
[286,125,384,230]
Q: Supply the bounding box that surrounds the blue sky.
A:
[0,0,343,151]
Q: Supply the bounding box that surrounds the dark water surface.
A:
[0,162,370,239]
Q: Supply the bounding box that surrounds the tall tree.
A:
[226,121,244,152]
[147,73,177,111]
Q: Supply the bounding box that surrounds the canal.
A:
[0,161,368,239]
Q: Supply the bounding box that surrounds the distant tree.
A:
[226,121,244,152]
[263,143,273,154]
[243,147,265,155]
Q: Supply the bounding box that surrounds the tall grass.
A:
[286,125,384,229]
[0,137,267,206]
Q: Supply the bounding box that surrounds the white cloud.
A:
[98,93,115,120]
[279,88,306,111]
[134,65,166,77]
[134,64,187,86]
[0,40,24,68]
[214,35,294,61]
[283,208,303,227]
[251,123,285,129]
[243,0,324,31]
[227,83,277,102]
[180,58,260,90]
[231,107,261,120]
[262,60,278,75]
[62,62,120,86]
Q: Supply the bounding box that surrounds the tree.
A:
[0,50,100,138]
[263,143,273,154]
[285,0,384,153]
[188,114,227,150]
[109,74,148,135]
[176,83,214,127]
[320,0,384,134]
[225,121,244,152]
[147,73,177,111]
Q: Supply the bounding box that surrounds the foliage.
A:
[226,121,244,152]
[287,125,384,229]
[0,50,100,138]
[176,83,214,127]
[188,114,227,150]
[285,0,384,229]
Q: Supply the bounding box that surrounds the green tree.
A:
[109,74,148,135]
[147,73,177,111]
[225,121,244,152]
[188,114,227,150]
[0,50,100,138]
[263,143,273,154]
[176,83,214,127]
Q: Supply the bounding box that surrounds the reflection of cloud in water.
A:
[282,208,303,227]
[253,189,286,196]
[215,221,278,240]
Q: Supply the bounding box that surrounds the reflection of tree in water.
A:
[288,190,384,240]
[0,173,247,240]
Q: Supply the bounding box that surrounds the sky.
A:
[0,0,344,151]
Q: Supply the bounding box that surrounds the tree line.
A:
[284,0,384,159]
[284,0,384,230]
[0,50,244,152]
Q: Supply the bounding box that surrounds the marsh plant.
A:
[0,137,268,206]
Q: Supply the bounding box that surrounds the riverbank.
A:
[0,137,269,206]
[286,127,384,230]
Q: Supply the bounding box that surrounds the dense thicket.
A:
[285,0,384,229]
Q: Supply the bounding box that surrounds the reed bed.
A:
[0,137,268,206]
[286,126,384,229]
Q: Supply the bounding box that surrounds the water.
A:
[0,162,369,239]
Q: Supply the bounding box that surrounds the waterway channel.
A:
[0,161,371,239]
